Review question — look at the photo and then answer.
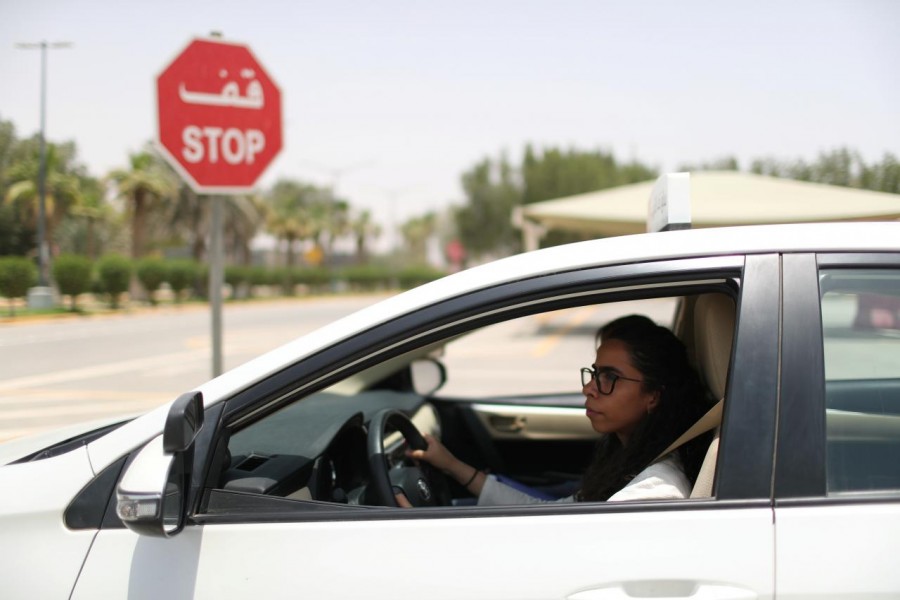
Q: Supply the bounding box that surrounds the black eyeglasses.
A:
[580,367,644,395]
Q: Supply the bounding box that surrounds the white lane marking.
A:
[0,396,169,420]
[0,349,208,391]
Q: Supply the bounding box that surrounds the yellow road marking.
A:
[531,306,597,358]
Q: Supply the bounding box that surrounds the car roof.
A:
[87,221,900,470]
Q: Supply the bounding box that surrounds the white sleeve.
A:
[476,455,689,505]
[476,475,575,506]
[607,455,691,502]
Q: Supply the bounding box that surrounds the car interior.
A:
[205,284,739,513]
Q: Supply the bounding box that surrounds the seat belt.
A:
[654,399,723,463]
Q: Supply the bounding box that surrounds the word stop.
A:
[181,126,266,165]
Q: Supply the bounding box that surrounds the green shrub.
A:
[294,267,330,292]
[53,254,93,311]
[166,259,200,303]
[194,263,210,299]
[0,256,37,316]
[397,265,446,290]
[136,257,167,305]
[341,264,391,291]
[224,265,251,299]
[248,265,270,290]
[276,266,297,296]
[96,254,133,308]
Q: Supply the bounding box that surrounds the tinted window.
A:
[820,269,900,494]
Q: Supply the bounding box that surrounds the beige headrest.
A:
[693,294,735,399]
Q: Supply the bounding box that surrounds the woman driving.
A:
[403,315,713,505]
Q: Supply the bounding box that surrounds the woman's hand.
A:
[406,434,456,471]
[406,434,487,496]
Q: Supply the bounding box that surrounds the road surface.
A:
[0,296,386,442]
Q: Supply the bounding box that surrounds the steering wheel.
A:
[367,409,451,507]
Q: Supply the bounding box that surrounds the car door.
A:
[774,253,900,598]
[72,255,778,600]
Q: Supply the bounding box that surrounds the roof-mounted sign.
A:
[647,172,691,233]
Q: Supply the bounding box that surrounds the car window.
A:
[820,268,900,494]
[436,297,678,398]
[212,287,730,512]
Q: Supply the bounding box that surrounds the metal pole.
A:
[210,196,224,377]
[15,40,71,303]
[36,41,48,286]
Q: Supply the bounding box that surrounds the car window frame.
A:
[189,254,783,525]
[774,252,900,507]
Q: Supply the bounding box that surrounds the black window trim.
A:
[713,253,781,501]
[774,253,826,498]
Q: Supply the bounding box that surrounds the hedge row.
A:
[0,256,37,315]
[0,255,448,313]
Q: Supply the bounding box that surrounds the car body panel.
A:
[775,503,900,598]
[0,447,97,598]
[0,413,131,466]
[72,507,775,600]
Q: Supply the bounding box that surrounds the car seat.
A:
[689,293,735,497]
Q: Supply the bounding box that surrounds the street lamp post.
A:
[15,40,73,308]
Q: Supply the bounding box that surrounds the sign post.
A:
[156,36,282,376]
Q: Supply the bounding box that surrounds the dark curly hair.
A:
[576,315,713,502]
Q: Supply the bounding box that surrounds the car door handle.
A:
[568,581,757,600]
[488,414,526,433]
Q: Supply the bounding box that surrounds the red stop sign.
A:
[156,38,283,193]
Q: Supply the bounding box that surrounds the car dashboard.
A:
[219,390,437,505]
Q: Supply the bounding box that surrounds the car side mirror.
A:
[163,391,204,453]
[411,358,446,396]
[116,392,203,538]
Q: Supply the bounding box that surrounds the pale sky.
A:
[1,0,898,228]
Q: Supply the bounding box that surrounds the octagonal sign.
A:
[157,38,282,193]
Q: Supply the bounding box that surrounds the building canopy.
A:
[516,171,900,249]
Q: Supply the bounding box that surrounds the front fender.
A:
[0,446,98,599]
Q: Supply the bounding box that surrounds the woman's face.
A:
[582,338,659,445]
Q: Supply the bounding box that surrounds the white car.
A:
[2,222,899,599]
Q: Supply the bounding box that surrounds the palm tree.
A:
[350,209,381,264]
[323,197,350,265]
[108,149,177,260]
[224,194,267,265]
[266,179,318,267]
[167,177,267,266]
[67,176,113,259]
[400,212,437,264]
[3,144,81,259]
[167,180,208,262]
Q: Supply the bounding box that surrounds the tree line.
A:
[0,117,393,267]
[454,146,899,262]
[0,114,444,311]
[2,112,898,312]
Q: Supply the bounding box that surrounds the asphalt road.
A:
[0,295,389,442]
[0,294,678,444]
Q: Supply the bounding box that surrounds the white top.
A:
[476,454,691,506]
